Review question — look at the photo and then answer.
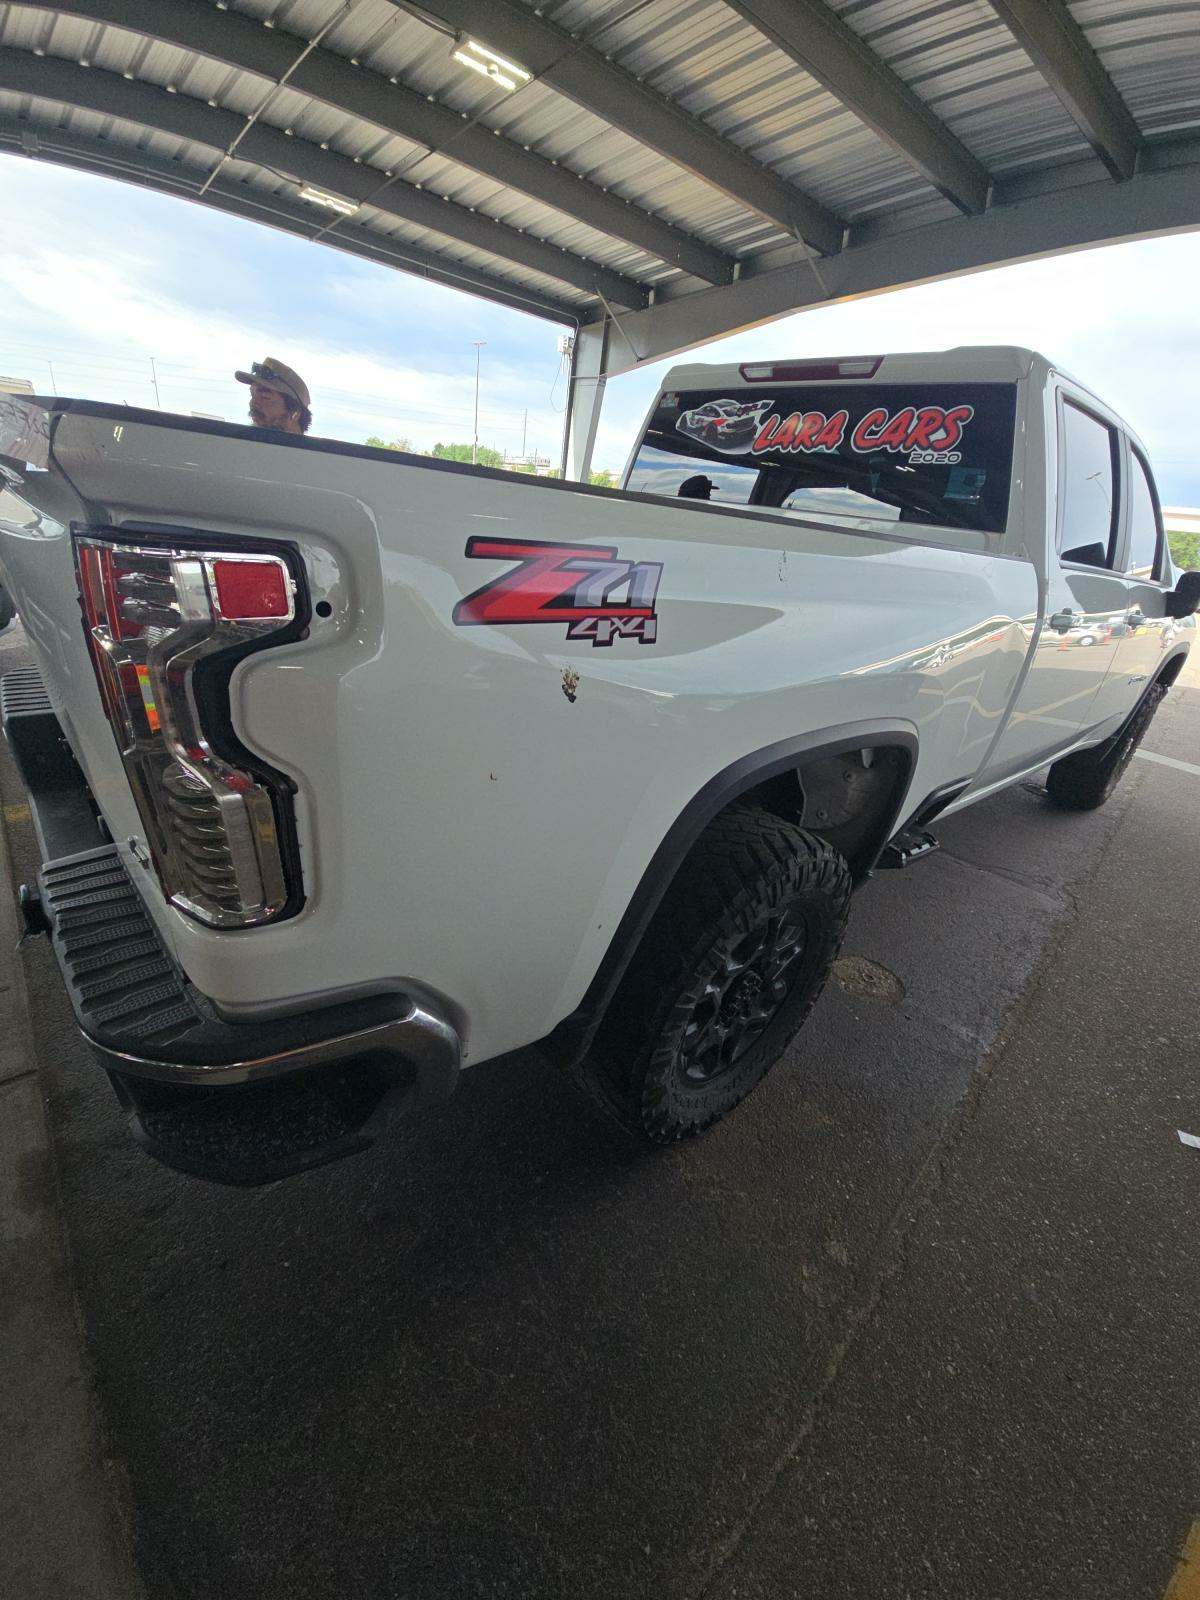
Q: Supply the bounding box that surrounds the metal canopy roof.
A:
[0,1,1199,387]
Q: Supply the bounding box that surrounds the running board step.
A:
[879,828,940,869]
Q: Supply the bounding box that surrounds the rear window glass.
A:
[626,382,1017,534]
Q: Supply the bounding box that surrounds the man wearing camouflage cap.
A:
[235,356,312,435]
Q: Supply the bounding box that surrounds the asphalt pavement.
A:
[2,627,1198,1600]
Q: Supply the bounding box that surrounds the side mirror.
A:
[1166,570,1200,619]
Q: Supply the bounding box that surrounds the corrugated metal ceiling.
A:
[0,0,1197,327]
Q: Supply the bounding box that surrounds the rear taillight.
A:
[73,532,303,928]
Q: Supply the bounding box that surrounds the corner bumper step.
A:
[37,845,454,1184]
[4,664,459,1185]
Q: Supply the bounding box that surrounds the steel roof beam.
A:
[0,48,648,306]
[396,0,845,255]
[578,153,1200,376]
[986,0,1141,181]
[722,0,990,214]
[13,0,731,284]
[0,117,577,322]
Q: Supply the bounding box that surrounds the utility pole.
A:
[47,360,57,395]
[149,356,162,408]
[521,408,527,457]
[471,341,486,465]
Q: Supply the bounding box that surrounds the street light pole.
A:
[471,341,486,465]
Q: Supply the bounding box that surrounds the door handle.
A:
[1048,609,1075,634]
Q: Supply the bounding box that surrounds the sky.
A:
[2,155,1200,505]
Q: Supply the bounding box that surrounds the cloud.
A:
[0,157,570,458]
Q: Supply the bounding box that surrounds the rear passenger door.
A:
[1113,443,1173,696]
[994,394,1129,775]
[1053,397,1144,736]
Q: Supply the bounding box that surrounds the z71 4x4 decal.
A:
[453,537,663,647]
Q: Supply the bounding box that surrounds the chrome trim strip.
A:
[86,999,461,1100]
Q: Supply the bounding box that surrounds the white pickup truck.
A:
[0,346,1195,1183]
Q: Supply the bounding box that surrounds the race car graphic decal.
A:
[453,537,663,647]
[676,397,775,453]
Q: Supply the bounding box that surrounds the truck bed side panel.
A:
[0,409,1039,1064]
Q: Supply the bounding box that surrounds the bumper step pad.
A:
[41,848,204,1050]
[0,665,54,721]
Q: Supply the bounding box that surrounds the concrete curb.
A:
[0,798,145,1600]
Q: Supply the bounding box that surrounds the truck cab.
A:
[619,346,1185,797]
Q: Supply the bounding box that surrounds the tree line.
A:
[1168,529,1200,571]
[364,435,615,486]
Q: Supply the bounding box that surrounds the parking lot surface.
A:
[3,626,1198,1600]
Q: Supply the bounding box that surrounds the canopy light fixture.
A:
[452,37,532,92]
[298,185,359,217]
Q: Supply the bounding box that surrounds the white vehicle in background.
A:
[0,348,1194,1184]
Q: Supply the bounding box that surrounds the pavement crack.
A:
[0,1065,38,1091]
[935,846,1065,903]
[689,775,1144,1600]
[689,1099,970,1599]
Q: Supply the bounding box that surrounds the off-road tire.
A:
[585,809,852,1145]
[1046,679,1167,811]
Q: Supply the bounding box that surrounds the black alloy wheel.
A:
[678,909,810,1084]
[581,808,852,1144]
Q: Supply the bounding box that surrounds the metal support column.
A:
[560,319,610,482]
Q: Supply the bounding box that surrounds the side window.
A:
[625,444,757,505]
[1126,450,1163,581]
[1059,401,1119,568]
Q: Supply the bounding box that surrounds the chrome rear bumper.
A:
[3,664,461,1184]
[88,997,460,1096]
